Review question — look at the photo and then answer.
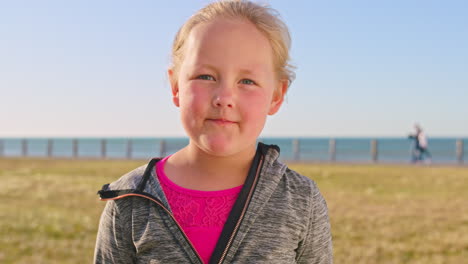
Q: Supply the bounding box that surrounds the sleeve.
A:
[296,184,333,264]
[94,199,136,264]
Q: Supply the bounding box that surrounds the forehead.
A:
[181,18,275,73]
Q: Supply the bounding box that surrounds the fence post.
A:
[329,139,336,162]
[126,139,133,159]
[292,139,300,161]
[160,140,167,157]
[72,139,79,159]
[101,139,107,159]
[371,139,378,163]
[47,139,53,158]
[0,139,3,157]
[456,139,464,164]
[22,139,28,157]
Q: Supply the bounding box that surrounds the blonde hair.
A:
[170,0,295,88]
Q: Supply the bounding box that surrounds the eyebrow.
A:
[194,64,218,72]
[195,64,258,76]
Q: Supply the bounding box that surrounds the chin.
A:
[198,136,250,157]
[202,141,236,156]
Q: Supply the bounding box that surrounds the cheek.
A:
[240,92,271,125]
[179,85,209,122]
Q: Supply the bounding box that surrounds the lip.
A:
[207,118,237,125]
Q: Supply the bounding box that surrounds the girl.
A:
[94,1,332,263]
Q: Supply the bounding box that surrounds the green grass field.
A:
[1,158,467,263]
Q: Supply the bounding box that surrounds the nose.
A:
[212,83,235,108]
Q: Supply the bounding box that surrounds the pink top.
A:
[155,156,243,264]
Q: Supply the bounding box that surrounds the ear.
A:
[268,80,288,115]
[168,69,180,107]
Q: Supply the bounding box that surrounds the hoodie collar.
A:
[98,143,285,213]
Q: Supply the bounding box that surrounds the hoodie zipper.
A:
[217,155,264,264]
[102,193,204,264]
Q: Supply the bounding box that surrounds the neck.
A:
[165,142,257,191]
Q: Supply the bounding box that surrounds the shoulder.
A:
[281,165,321,197]
[265,159,326,211]
[284,166,316,185]
[281,165,329,218]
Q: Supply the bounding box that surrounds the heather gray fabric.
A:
[94,146,333,263]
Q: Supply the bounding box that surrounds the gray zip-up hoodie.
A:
[94,143,332,263]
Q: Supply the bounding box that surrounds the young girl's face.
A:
[169,18,286,157]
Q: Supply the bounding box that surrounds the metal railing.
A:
[0,138,465,164]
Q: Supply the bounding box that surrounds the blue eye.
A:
[240,79,255,85]
[197,75,215,81]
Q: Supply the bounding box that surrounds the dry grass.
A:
[0,158,143,264]
[289,163,468,264]
[1,158,467,263]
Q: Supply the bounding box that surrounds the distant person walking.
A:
[408,124,432,163]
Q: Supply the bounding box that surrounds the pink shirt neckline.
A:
[156,155,244,197]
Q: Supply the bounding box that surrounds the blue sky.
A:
[1,0,467,137]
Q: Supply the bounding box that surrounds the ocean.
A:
[0,137,466,164]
